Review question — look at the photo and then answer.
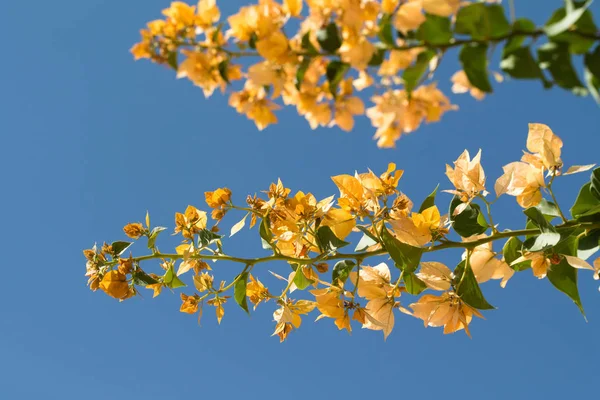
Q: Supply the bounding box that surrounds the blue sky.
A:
[1,0,599,399]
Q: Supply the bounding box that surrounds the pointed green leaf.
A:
[503,237,531,271]
[403,50,436,93]
[234,272,250,314]
[198,229,222,248]
[217,60,230,83]
[417,14,453,45]
[454,260,495,310]
[163,265,186,289]
[449,196,489,237]
[403,272,427,295]
[501,46,544,80]
[147,226,167,249]
[317,23,342,53]
[378,13,395,46]
[538,42,587,93]
[332,260,356,286]
[326,60,350,95]
[301,32,319,55]
[132,270,159,286]
[547,258,585,316]
[504,18,537,54]
[293,266,314,290]
[570,182,600,219]
[111,241,133,256]
[544,0,593,37]
[381,226,423,273]
[523,206,561,251]
[418,185,439,213]
[316,226,350,253]
[590,167,600,200]
[259,217,274,250]
[459,43,493,93]
[167,52,178,70]
[578,229,600,260]
[295,57,311,90]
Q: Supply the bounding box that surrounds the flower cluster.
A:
[130,1,600,148]
[85,123,600,341]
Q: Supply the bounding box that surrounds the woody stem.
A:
[112,221,600,270]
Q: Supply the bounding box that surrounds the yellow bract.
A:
[132,0,470,147]
[273,300,316,342]
[205,187,232,208]
[123,222,145,239]
[410,292,483,337]
[180,293,200,314]
[99,271,131,300]
[445,149,486,202]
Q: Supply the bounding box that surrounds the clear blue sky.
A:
[1,1,599,399]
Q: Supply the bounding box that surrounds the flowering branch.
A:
[85,123,600,341]
[131,0,600,148]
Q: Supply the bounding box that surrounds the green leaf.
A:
[326,60,350,95]
[547,258,585,316]
[501,46,544,80]
[455,3,488,38]
[523,207,561,251]
[584,63,600,103]
[504,18,537,54]
[316,226,350,253]
[546,3,598,54]
[167,52,178,70]
[301,32,319,55]
[381,226,423,273]
[111,241,133,256]
[591,167,600,200]
[147,226,167,249]
[486,4,511,38]
[417,14,453,45]
[585,45,600,79]
[538,42,586,93]
[317,23,342,53]
[418,184,439,213]
[357,225,379,242]
[403,272,427,295]
[578,229,600,260]
[259,217,273,250]
[378,13,395,47]
[459,43,493,93]
[132,270,159,286]
[332,260,356,286]
[295,57,311,90]
[449,196,489,237]
[455,4,509,40]
[234,272,249,314]
[403,50,436,93]
[355,233,378,252]
[248,32,258,49]
[217,60,230,83]
[571,182,600,219]
[544,0,593,37]
[368,47,386,66]
[503,237,531,271]
[454,260,495,310]
[163,265,186,289]
[198,229,222,248]
[293,266,314,290]
[554,235,579,257]
[536,199,562,219]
